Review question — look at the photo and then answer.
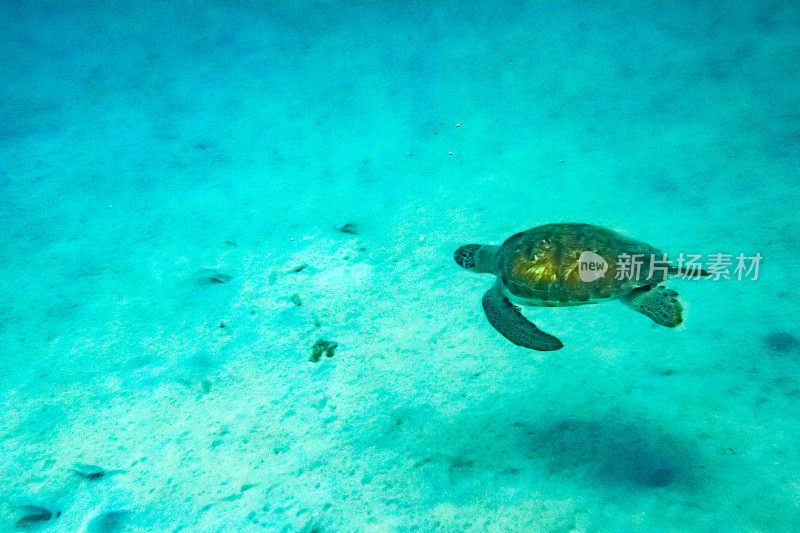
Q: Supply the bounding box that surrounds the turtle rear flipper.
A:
[482,284,563,351]
[621,284,683,327]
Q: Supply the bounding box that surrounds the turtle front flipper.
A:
[482,284,563,351]
[620,284,683,327]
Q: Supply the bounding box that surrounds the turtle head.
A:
[454,244,498,274]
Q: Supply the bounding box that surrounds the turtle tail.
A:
[454,244,499,274]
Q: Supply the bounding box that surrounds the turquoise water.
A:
[1,1,799,531]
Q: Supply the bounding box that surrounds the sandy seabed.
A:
[1,1,799,531]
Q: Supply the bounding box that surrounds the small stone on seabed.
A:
[197,269,233,284]
[72,462,125,480]
[16,506,57,528]
[72,463,108,479]
[310,339,338,362]
[337,222,359,235]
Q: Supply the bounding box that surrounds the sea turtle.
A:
[454,223,706,351]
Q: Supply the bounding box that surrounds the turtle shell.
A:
[497,223,667,306]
